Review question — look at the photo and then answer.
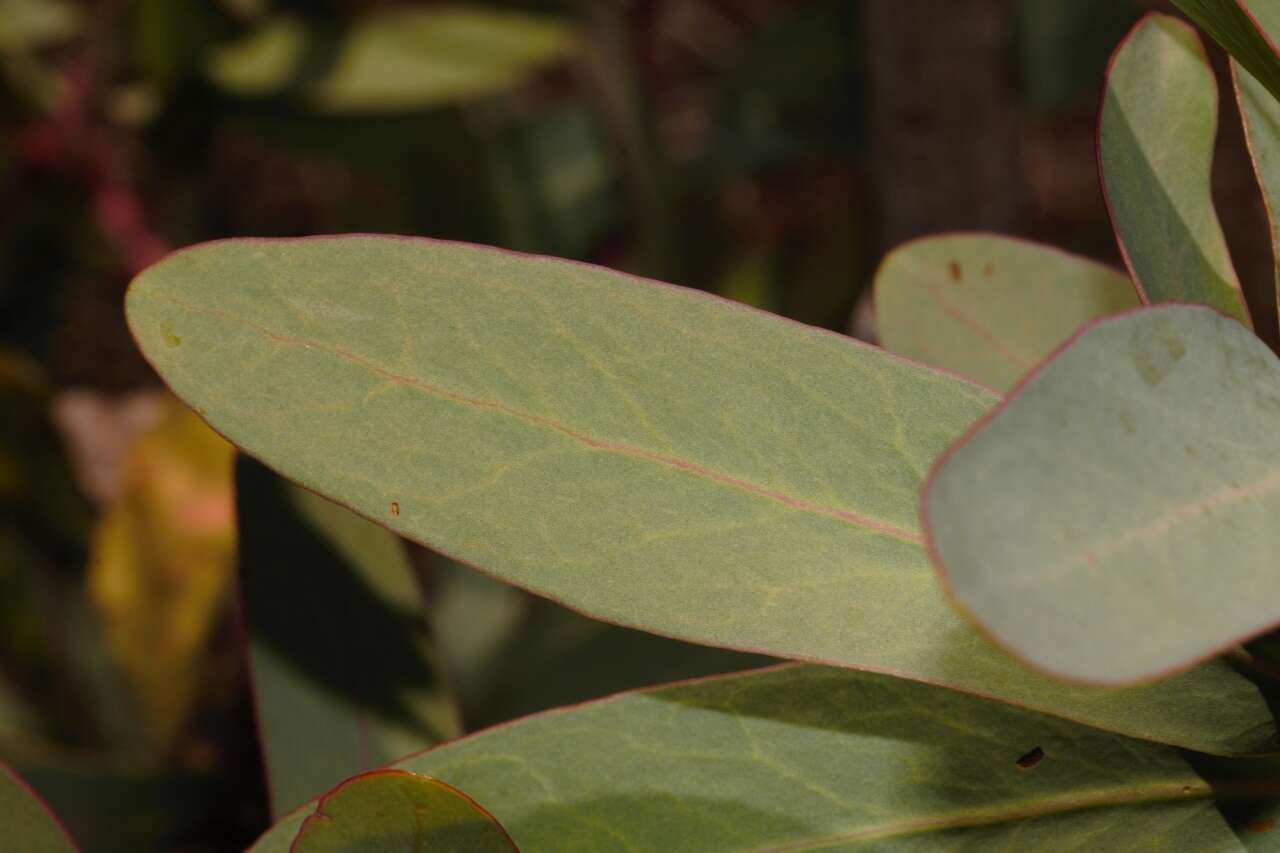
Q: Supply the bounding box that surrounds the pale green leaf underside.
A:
[1100,14,1250,325]
[250,666,1244,852]
[1172,0,1280,104]
[874,234,1139,392]
[206,6,576,113]
[126,236,1277,753]
[238,457,461,818]
[927,305,1280,684]
[0,762,76,853]
[292,770,514,852]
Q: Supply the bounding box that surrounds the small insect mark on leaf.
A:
[982,262,994,277]
[1015,746,1044,769]
[948,260,963,282]
[390,501,400,517]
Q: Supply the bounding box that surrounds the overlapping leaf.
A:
[874,234,1139,391]
[1173,0,1280,103]
[0,761,77,852]
[1100,14,1250,324]
[126,236,1279,753]
[291,770,514,852]
[238,457,461,818]
[249,665,1246,852]
[927,305,1280,684]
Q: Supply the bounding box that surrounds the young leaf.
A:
[238,456,461,818]
[291,770,515,853]
[0,761,77,852]
[1100,14,1250,325]
[126,236,1279,755]
[926,304,1280,685]
[1172,0,1280,104]
[249,665,1244,852]
[874,234,1139,391]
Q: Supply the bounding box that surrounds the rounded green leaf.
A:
[874,233,1139,392]
[125,237,1280,754]
[0,762,77,853]
[1100,14,1250,325]
[926,304,1280,684]
[291,770,515,852]
[253,666,1242,852]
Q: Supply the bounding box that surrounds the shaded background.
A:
[0,0,1273,849]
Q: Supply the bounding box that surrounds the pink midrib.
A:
[150,294,924,546]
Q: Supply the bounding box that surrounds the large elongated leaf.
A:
[238,456,460,818]
[873,234,1139,392]
[126,236,1278,754]
[926,304,1280,684]
[0,761,77,852]
[249,665,1246,852]
[1100,14,1250,325]
[291,770,515,852]
[1173,0,1280,104]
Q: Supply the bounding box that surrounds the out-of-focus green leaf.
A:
[1100,14,1250,324]
[250,665,1244,852]
[0,761,76,852]
[0,0,78,52]
[207,6,577,114]
[237,456,460,818]
[126,236,1279,755]
[926,305,1280,684]
[291,770,515,853]
[874,234,1139,391]
[1172,0,1280,104]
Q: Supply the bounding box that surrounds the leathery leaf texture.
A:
[290,770,515,853]
[126,236,1278,753]
[1100,14,1250,325]
[927,305,1280,684]
[251,665,1246,852]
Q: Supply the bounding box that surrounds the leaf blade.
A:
[874,233,1139,391]
[1172,0,1280,104]
[1099,13,1250,325]
[926,304,1280,684]
[127,235,1277,753]
[250,665,1245,852]
[0,761,77,853]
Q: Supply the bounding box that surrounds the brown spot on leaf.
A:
[390,501,400,517]
[1248,818,1276,834]
[948,260,962,282]
[982,263,994,277]
[1015,747,1044,769]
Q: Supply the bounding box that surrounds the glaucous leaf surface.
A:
[0,761,77,852]
[250,665,1245,852]
[291,770,515,853]
[1100,14,1250,325]
[927,305,1280,684]
[874,234,1139,391]
[207,6,576,114]
[126,236,1280,755]
[1173,0,1280,103]
[238,456,461,818]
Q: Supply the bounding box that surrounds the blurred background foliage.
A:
[0,0,1272,849]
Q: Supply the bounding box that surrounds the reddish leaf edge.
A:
[920,302,1280,689]
[1231,61,1280,339]
[289,768,517,853]
[0,760,80,851]
[1096,12,1255,330]
[129,237,1278,757]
